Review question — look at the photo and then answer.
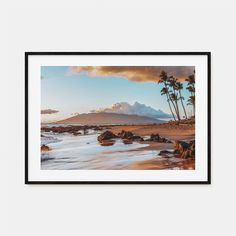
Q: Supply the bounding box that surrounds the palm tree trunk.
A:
[175,101,181,120]
[169,95,179,119]
[164,82,178,120]
[173,89,181,120]
[192,84,195,96]
[165,94,176,121]
[179,90,187,119]
[192,85,195,116]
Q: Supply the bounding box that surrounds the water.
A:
[158,118,173,122]
[41,131,160,170]
[41,123,77,127]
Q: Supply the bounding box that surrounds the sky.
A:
[41,66,194,122]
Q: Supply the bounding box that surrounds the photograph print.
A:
[26,52,210,183]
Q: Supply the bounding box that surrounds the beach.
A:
[110,123,195,169]
[41,122,195,170]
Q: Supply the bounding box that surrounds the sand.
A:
[109,123,195,170]
[110,123,195,141]
[129,157,195,170]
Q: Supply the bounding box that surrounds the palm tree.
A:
[187,96,195,116]
[160,87,176,121]
[158,71,177,121]
[169,92,181,120]
[186,72,195,117]
[176,81,188,119]
[186,85,195,96]
[168,76,181,120]
[186,74,195,89]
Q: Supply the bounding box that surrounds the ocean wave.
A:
[41,134,61,145]
[41,153,55,162]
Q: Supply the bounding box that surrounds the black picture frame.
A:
[25,52,211,184]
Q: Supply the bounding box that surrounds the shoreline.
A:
[129,157,195,170]
[107,141,195,170]
[108,124,195,170]
[41,123,195,170]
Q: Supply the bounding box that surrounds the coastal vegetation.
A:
[158,70,195,120]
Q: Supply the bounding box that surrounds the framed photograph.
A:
[25,52,211,184]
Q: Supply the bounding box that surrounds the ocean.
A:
[41,130,160,170]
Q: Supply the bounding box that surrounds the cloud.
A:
[71,112,80,116]
[69,66,194,82]
[41,109,59,115]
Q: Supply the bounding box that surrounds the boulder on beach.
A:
[41,125,101,134]
[41,144,50,152]
[118,130,134,139]
[93,126,103,131]
[158,140,195,159]
[149,133,161,141]
[174,141,190,153]
[181,140,195,159]
[118,130,143,141]
[123,139,133,144]
[72,131,82,136]
[159,150,173,156]
[145,133,172,143]
[99,140,115,146]
[97,131,117,142]
[131,135,144,141]
[174,140,195,159]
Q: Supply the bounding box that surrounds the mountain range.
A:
[57,112,162,125]
[91,102,171,119]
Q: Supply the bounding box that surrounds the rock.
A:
[188,140,195,158]
[174,141,190,154]
[123,139,133,144]
[72,131,82,136]
[145,133,172,143]
[131,135,144,141]
[99,140,115,146]
[159,140,195,159]
[97,131,117,142]
[118,130,134,139]
[118,130,144,141]
[93,126,103,131]
[180,149,192,159]
[150,133,161,141]
[159,150,173,155]
[145,134,161,142]
[41,125,102,134]
[159,150,174,158]
[41,144,50,152]
[82,128,88,135]
[174,140,195,159]
[160,137,172,143]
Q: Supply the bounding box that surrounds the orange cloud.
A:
[69,66,194,82]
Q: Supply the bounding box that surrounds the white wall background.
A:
[2,0,236,235]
